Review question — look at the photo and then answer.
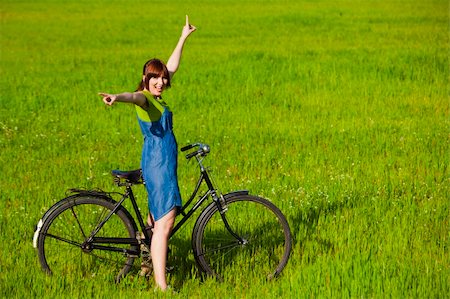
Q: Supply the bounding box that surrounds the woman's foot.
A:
[154,285,177,294]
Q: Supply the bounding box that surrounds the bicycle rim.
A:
[193,195,292,282]
[37,196,138,282]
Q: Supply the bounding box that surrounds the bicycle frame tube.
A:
[84,153,244,252]
[171,171,211,237]
[80,187,146,251]
[87,168,215,247]
[90,186,151,245]
[126,186,150,240]
[171,166,244,244]
[178,172,204,216]
[85,190,131,243]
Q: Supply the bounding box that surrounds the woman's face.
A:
[147,75,168,97]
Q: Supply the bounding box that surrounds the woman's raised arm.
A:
[166,15,196,78]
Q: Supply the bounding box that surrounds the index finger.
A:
[186,15,189,26]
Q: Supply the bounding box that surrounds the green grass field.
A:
[1,0,448,297]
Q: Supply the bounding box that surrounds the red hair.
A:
[136,59,171,91]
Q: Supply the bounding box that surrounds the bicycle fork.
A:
[200,161,248,245]
[210,189,248,246]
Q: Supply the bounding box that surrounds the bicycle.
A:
[33,142,292,283]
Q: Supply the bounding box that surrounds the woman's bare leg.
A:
[151,209,176,290]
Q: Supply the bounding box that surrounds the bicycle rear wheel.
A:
[36,195,138,282]
[192,194,292,282]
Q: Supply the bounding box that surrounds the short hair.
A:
[137,58,171,91]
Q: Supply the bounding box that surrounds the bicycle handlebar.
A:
[181,143,198,152]
[181,143,210,159]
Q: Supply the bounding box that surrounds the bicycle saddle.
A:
[111,169,143,184]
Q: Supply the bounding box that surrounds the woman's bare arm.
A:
[166,15,196,78]
[98,91,147,107]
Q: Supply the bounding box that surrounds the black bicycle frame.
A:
[170,170,214,237]
[171,167,244,243]
[84,159,243,254]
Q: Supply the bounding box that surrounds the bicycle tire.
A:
[192,194,292,281]
[36,195,138,282]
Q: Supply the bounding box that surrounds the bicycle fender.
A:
[223,190,249,199]
[39,189,115,223]
[33,198,67,248]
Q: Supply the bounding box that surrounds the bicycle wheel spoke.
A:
[45,232,82,247]
[69,205,88,239]
[198,240,241,256]
[37,196,138,281]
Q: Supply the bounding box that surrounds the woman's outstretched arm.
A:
[98,92,147,107]
[166,15,196,78]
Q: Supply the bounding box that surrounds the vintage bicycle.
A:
[33,142,292,282]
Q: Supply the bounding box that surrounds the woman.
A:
[99,16,196,291]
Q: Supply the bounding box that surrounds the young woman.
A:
[99,16,196,291]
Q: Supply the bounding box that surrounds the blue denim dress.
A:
[135,90,182,221]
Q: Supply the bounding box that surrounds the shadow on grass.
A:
[119,198,349,289]
[287,198,349,263]
[165,214,294,288]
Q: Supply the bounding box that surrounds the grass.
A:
[1,0,449,297]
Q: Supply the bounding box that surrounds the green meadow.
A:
[1,0,448,297]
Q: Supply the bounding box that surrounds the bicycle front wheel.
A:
[192,194,292,282]
[36,195,138,282]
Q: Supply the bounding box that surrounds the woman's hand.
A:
[181,15,196,40]
[167,15,197,77]
[98,92,117,106]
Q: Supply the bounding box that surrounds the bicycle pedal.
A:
[139,264,153,277]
